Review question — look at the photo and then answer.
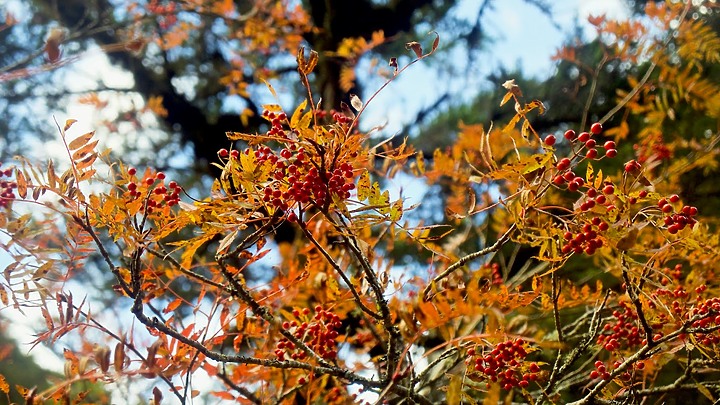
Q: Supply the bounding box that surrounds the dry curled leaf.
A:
[350,94,363,111]
[406,41,423,58]
[389,57,398,75]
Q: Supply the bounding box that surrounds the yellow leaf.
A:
[63,119,77,132]
[260,79,278,99]
[446,374,462,405]
[586,162,594,184]
[180,235,214,269]
[262,104,283,113]
[500,91,513,106]
[389,198,403,221]
[47,160,57,189]
[416,151,425,175]
[594,169,603,190]
[33,261,53,281]
[15,170,27,199]
[521,119,531,140]
[357,170,371,201]
[290,99,308,129]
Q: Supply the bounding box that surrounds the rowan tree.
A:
[1,1,720,404]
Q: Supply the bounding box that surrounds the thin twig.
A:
[422,224,516,302]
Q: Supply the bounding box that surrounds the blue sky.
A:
[361,0,630,137]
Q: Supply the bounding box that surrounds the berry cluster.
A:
[589,360,643,381]
[0,164,17,208]
[329,109,353,126]
[490,263,503,285]
[688,295,720,346]
[126,168,180,213]
[147,0,178,30]
[558,123,617,160]
[218,109,357,213]
[467,339,540,391]
[657,195,698,234]
[551,123,620,198]
[597,302,644,351]
[275,305,341,361]
[561,218,609,255]
[261,111,289,138]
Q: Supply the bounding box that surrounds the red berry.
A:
[603,141,616,150]
[218,148,229,157]
[590,122,603,135]
[595,195,607,205]
[669,194,680,203]
[564,129,576,140]
[602,185,614,195]
[557,158,571,171]
[586,149,598,159]
[156,172,165,180]
[553,175,565,186]
[624,160,640,173]
[590,370,600,379]
[585,139,597,149]
[544,135,557,146]
[128,167,137,176]
[605,149,617,158]
[578,132,591,143]
[638,190,648,198]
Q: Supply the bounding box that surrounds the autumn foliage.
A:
[2,1,720,404]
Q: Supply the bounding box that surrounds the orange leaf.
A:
[0,374,7,394]
[211,391,236,400]
[67,131,95,150]
[163,298,182,314]
[72,139,99,161]
[75,153,98,171]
